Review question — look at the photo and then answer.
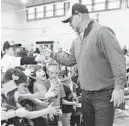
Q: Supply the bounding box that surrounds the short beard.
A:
[74,27,80,34]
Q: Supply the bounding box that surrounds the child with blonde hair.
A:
[44,61,66,126]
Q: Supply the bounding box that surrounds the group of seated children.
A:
[1,60,82,126]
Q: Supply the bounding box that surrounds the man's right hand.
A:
[42,47,52,59]
[35,55,46,62]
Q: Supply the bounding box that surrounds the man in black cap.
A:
[1,41,45,73]
[43,3,126,126]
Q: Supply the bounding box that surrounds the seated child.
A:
[19,65,57,100]
[2,68,60,126]
[17,65,59,126]
[26,65,51,126]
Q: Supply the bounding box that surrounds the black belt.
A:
[82,87,114,94]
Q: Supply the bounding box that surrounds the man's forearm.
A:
[51,52,76,67]
[20,57,37,65]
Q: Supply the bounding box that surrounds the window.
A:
[36,5,43,12]
[45,4,53,17]
[81,0,121,12]
[36,6,44,19]
[94,0,106,3]
[27,0,123,21]
[107,0,118,1]
[107,0,120,9]
[70,0,80,6]
[28,14,35,20]
[27,2,66,20]
[93,0,105,11]
[94,3,105,11]
[64,2,70,14]
[86,5,92,12]
[81,0,92,5]
[28,7,35,14]
[93,0,106,11]
[27,7,35,20]
[36,13,44,19]
[128,0,129,8]
[81,0,92,12]
[55,2,64,16]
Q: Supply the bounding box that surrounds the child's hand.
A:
[49,79,58,90]
[44,90,59,99]
[32,92,45,100]
[72,92,77,99]
[24,68,34,76]
[1,123,7,126]
[48,114,54,121]
[58,109,62,117]
[49,79,60,93]
[40,101,49,107]
[47,103,60,115]
[2,123,14,126]
[14,91,20,102]
[72,101,81,107]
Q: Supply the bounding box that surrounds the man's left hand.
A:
[110,89,124,107]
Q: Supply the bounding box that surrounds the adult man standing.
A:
[1,41,45,73]
[43,3,127,126]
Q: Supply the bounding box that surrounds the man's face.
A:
[7,47,17,56]
[69,14,81,33]
[15,47,22,54]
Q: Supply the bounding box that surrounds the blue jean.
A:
[79,88,114,126]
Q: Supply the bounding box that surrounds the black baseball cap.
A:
[62,3,89,23]
[3,41,21,51]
